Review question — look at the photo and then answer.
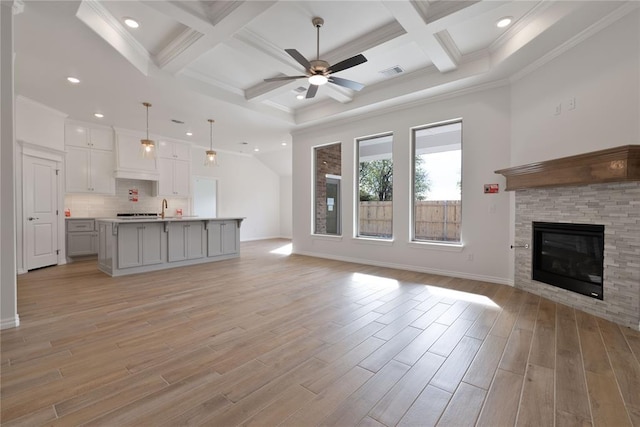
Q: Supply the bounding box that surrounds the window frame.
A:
[410,118,463,246]
[312,142,343,237]
[355,132,394,241]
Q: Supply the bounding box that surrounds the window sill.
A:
[311,234,343,241]
[353,237,394,246]
[407,241,465,252]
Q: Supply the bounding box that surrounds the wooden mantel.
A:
[495,145,640,191]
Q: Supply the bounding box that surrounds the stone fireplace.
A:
[497,146,640,330]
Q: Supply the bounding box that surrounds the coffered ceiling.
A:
[13,1,636,155]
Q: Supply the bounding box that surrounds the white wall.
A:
[279,175,292,238]
[511,10,640,165]
[1,1,19,329]
[15,95,66,151]
[292,85,513,285]
[191,149,281,241]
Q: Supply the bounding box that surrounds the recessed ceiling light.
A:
[254,148,260,152]
[281,142,287,146]
[496,17,513,28]
[123,17,139,28]
[186,132,193,136]
[67,77,80,84]
[296,94,305,100]
[94,113,104,118]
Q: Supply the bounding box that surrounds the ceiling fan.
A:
[264,17,368,99]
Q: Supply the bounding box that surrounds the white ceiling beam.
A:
[147,0,277,74]
[243,21,407,104]
[76,0,153,76]
[383,0,460,72]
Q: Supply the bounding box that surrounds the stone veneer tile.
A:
[514,182,640,330]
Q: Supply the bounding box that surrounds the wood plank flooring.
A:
[2,239,640,426]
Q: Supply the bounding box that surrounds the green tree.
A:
[414,157,431,201]
[359,158,431,201]
[359,159,393,201]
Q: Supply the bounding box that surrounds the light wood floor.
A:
[2,239,640,426]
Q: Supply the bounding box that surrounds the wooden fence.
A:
[359,200,461,241]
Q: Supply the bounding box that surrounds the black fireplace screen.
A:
[532,222,604,300]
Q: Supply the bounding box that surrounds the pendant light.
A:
[140,102,155,158]
[205,119,218,167]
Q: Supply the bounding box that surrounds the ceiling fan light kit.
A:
[264,17,368,99]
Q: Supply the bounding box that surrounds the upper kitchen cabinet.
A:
[65,120,115,194]
[158,157,190,197]
[156,139,191,197]
[113,130,159,181]
[65,121,113,151]
[157,140,190,161]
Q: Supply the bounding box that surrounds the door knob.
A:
[28,217,39,221]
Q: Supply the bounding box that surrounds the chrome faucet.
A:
[161,199,168,219]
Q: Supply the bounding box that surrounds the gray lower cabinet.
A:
[167,222,205,262]
[207,220,239,257]
[97,218,243,277]
[117,222,163,268]
[67,219,98,257]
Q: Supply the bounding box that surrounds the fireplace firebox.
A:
[532,222,604,300]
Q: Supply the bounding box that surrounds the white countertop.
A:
[96,217,244,223]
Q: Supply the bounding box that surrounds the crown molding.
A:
[155,28,204,70]
[293,78,510,136]
[510,1,639,82]
[76,0,152,76]
[207,1,243,26]
[179,68,244,97]
[489,1,552,53]
[16,95,68,118]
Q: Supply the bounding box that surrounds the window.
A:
[314,143,342,235]
[357,134,393,239]
[412,121,462,243]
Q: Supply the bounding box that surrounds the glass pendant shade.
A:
[205,119,218,167]
[140,102,155,159]
[205,149,218,166]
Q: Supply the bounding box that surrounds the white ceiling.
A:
[12,0,635,162]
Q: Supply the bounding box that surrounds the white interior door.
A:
[193,176,217,218]
[24,156,59,270]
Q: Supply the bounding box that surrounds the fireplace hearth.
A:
[532,222,604,300]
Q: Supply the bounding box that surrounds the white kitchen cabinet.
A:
[158,158,190,197]
[65,122,113,150]
[65,146,115,194]
[207,220,239,257]
[167,222,205,262]
[66,219,98,257]
[117,222,163,269]
[157,140,190,160]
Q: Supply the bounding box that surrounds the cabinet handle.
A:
[28,217,39,221]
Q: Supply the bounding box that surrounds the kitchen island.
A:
[96,217,243,277]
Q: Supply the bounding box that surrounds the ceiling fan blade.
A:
[305,84,319,99]
[285,49,311,71]
[326,54,367,74]
[264,75,307,82]
[329,76,365,91]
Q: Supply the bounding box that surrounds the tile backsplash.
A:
[64,179,190,218]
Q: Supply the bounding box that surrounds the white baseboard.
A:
[17,268,27,275]
[241,236,290,242]
[294,250,514,286]
[1,314,20,330]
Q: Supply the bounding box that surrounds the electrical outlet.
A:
[554,103,562,116]
[467,253,474,261]
[567,97,576,111]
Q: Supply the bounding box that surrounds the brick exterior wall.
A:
[515,182,640,329]
[315,144,341,234]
